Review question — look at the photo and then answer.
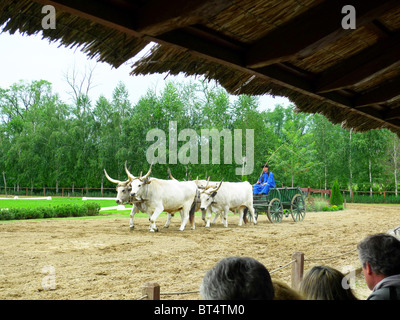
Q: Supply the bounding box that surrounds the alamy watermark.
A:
[146,121,254,175]
[41,5,56,30]
[341,265,356,290]
[341,5,356,30]
[41,265,56,290]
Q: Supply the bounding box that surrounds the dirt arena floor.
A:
[0,203,399,300]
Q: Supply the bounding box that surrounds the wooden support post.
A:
[142,282,160,300]
[291,251,304,290]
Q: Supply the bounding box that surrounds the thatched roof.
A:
[2,0,400,137]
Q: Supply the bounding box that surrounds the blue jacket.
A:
[258,171,275,188]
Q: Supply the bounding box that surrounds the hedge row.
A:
[0,202,101,221]
[322,205,344,211]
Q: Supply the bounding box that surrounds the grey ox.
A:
[199,180,257,228]
[127,165,198,232]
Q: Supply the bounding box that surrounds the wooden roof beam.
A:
[134,0,234,36]
[36,0,233,37]
[354,75,400,107]
[34,0,142,37]
[315,31,400,93]
[384,108,400,121]
[245,0,399,69]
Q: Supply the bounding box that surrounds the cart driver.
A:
[253,164,275,195]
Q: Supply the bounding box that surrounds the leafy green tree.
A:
[330,180,343,206]
[266,107,316,187]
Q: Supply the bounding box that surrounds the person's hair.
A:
[357,233,400,276]
[273,281,303,300]
[299,266,358,300]
[200,257,274,300]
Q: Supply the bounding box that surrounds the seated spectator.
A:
[200,256,274,300]
[357,233,400,300]
[299,265,358,300]
[273,281,303,300]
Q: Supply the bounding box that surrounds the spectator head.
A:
[200,256,274,300]
[299,265,358,300]
[357,233,400,289]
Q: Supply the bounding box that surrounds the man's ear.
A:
[365,261,373,275]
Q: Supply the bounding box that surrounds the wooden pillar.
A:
[142,282,160,300]
[291,251,304,290]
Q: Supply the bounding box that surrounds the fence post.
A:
[291,251,304,290]
[142,282,160,300]
[343,191,346,208]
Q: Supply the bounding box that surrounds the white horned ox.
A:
[199,180,257,228]
[127,165,198,232]
[194,177,223,225]
[104,168,133,205]
[104,165,150,231]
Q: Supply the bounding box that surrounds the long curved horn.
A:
[204,177,212,190]
[214,179,224,192]
[139,164,152,181]
[167,167,176,180]
[124,161,136,181]
[104,169,121,184]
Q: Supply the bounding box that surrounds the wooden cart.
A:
[252,187,306,223]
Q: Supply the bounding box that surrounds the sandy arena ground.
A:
[0,203,399,300]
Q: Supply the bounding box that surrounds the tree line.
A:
[0,78,399,195]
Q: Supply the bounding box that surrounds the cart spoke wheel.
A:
[291,194,306,222]
[267,198,283,223]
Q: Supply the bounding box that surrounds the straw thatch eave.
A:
[1,0,400,137]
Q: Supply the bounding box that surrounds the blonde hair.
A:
[299,266,358,300]
[273,281,304,300]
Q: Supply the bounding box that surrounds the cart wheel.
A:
[291,194,306,222]
[267,198,283,223]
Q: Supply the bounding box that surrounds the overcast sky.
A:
[0,29,291,111]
